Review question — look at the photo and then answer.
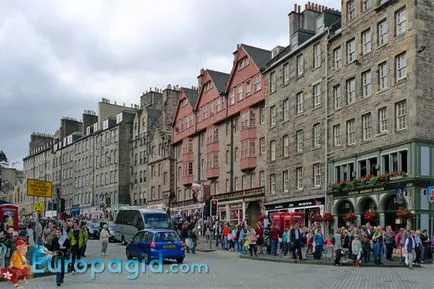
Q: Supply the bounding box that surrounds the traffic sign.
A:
[27,179,52,197]
[33,201,44,213]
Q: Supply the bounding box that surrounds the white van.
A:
[114,206,170,244]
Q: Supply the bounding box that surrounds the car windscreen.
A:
[143,213,170,229]
[153,232,180,242]
[89,223,99,230]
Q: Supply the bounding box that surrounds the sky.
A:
[0,0,340,169]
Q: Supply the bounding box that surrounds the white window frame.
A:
[362,113,372,141]
[270,71,277,93]
[395,7,407,36]
[297,54,304,76]
[314,164,321,187]
[313,123,321,148]
[362,29,372,55]
[283,99,290,121]
[378,107,387,133]
[362,0,370,12]
[347,119,356,145]
[270,140,276,161]
[259,171,265,187]
[282,170,289,192]
[313,83,321,107]
[260,137,265,155]
[334,85,341,110]
[296,130,303,153]
[245,80,251,96]
[333,124,341,146]
[362,70,372,98]
[334,47,342,70]
[283,135,289,157]
[313,43,321,68]
[296,92,304,114]
[378,19,388,46]
[296,168,303,190]
[283,63,290,85]
[270,174,276,195]
[346,78,356,104]
[237,85,243,101]
[229,89,235,105]
[270,105,276,126]
[347,39,356,63]
[379,62,389,90]
[347,0,355,21]
[395,52,407,81]
[254,74,262,92]
[396,100,407,131]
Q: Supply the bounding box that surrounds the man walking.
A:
[290,222,303,262]
[405,230,416,270]
[67,221,84,273]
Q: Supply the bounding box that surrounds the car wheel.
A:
[126,249,133,260]
[121,236,126,245]
[176,258,184,264]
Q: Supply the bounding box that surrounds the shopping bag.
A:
[392,248,401,258]
[185,238,193,249]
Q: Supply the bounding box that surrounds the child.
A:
[351,235,363,267]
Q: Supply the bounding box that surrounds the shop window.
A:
[369,157,378,176]
[382,155,390,173]
[401,151,408,172]
[359,160,367,177]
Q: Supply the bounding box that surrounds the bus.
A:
[114,206,170,245]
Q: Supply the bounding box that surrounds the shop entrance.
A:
[335,200,354,228]
[246,201,260,227]
[382,193,408,231]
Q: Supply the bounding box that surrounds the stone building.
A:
[263,3,341,226]
[326,0,434,233]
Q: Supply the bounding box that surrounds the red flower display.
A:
[323,212,335,222]
[396,207,412,219]
[342,212,357,222]
[363,209,378,222]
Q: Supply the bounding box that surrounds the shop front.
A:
[265,197,325,227]
[169,199,204,219]
[329,178,433,234]
[214,187,265,226]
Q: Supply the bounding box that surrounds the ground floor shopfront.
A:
[328,178,434,235]
[169,199,204,219]
[214,187,265,227]
[265,197,325,227]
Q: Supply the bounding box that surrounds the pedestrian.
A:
[313,228,324,263]
[43,222,56,251]
[351,235,363,267]
[405,230,416,270]
[290,222,303,262]
[333,228,342,266]
[384,226,395,261]
[80,224,89,257]
[52,228,70,286]
[255,222,264,255]
[249,228,257,257]
[372,227,384,265]
[67,221,84,274]
[100,224,110,256]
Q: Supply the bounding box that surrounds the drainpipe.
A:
[324,27,330,234]
[197,134,201,182]
[230,119,234,192]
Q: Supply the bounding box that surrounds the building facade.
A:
[327,0,434,233]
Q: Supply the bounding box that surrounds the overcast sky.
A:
[0,0,340,169]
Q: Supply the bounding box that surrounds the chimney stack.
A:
[294,3,297,12]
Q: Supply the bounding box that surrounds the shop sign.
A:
[265,198,324,210]
[230,204,242,210]
[348,187,385,196]
[213,187,265,201]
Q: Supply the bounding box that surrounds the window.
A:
[270,105,276,126]
[296,92,304,114]
[270,174,276,195]
[334,47,342,69]
[270,141,276,161]
[282,170,289,192]
[226,179,230,193]
[395,7,407,36]
[346,78,356,104]
[283,99,290,121]
[313,164,321,187]
[378,19,388,46]
[313,83,321,107]
[249,140,255,157]
[282,135,289,157]
[260,106,265,124]
[283,63,290,85]
[239,57,249,70]
[242,175,248,189]
[395,52,406,81]
[246,80,251,96]
[347,39,356,63]
[237,85,243,101]
[234,177,239,191]
[362,113,372,141]
[297,54,304,76]
[296,168,303,190]
[254,74,261,92]
[362,29,372,54]
[395,100,407,131]
[188,162,193,175]
[333,124,341,146]
[259,171,265,187]
[250,173,256,188]
[362,70,372,98]
[362,0,370,12]
[347,119,356,145]
[378,61,388,90]
[313,43,321,68]
[296,130,304,152]
[234,147,239,161]
[347,0,355,21]
[260,137,265,156]
[378,107,387,133]
[313,123,321,148]
[334,85,341,110]
[229,90,235,105]
[270,71,277,93]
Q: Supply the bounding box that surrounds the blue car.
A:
[126,229,185,264]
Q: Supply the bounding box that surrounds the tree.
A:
[0,151,7,163]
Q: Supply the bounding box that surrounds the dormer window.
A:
[316,15,324,33]
[238,57,249,70]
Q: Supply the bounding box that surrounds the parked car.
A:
[100,221,116,242]
[126,229,185,264]
[88,222,100,239]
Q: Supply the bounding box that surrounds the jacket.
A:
[68,230,85,248]
[289,228,301,242]
[100,228,111,243]
[405,236,415,252]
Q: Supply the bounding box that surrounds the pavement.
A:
[1,240,432,289]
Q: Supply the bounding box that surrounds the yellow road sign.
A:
[33,201,44,213]
[27,179,52,197]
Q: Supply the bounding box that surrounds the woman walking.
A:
[100,224,111,256]
[313,228,324,263]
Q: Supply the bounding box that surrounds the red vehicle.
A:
[272,212,304,233]
[0,204,19,231]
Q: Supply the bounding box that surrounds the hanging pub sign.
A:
[427,186,434,202]
[394,188,404,204]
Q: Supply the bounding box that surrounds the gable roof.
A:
[183,88,198,107]
[242,44,271,70]
[207,70,230,94]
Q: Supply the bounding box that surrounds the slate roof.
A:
[242,44,271,69]
[183,88,199,107]
[207,70,230,94]
[145,107,163,129]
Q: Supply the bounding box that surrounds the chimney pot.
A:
[294,3,297,12]
[308,2,311,9]
[315,4,318,11]
[298,5,301,13]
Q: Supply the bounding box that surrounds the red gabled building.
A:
[171,44,271,226]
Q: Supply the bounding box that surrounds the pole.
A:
[209,198,212,249]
